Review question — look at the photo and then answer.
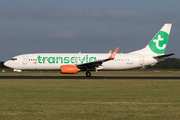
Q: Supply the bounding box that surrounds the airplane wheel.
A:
[19,73,23,76]
[86,71,91,77]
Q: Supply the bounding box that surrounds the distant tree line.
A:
[1,58,180,69]
[147,58,180,69]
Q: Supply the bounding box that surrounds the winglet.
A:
[108,50,112,54]
[108,47,119,60]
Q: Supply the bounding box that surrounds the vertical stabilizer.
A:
[128,23,172,55]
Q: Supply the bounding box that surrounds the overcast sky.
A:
[0,0,180,61]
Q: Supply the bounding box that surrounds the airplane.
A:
[4,23,174,77]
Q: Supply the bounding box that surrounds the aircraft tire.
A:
[86,71,91,77]
[19,73,23,76]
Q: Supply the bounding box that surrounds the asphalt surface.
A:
[0,76,180,79]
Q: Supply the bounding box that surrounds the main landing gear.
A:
[19,73,23,76]
[86,71,91,77]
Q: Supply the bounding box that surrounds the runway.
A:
[0,76,180,79]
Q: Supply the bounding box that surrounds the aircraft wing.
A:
[77,47,119,70]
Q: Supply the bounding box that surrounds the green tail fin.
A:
[148,24,172,54]
[128,23,172,55]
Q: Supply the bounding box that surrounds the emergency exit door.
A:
[139,56,144,65]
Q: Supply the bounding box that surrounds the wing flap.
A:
[77,60,103,69]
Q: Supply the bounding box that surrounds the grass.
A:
[0,70,180,119]
[1,68,180,76]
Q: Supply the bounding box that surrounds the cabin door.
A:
[22,56,28,64]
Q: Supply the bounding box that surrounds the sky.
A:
[0,0,180,61]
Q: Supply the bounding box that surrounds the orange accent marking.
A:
[35,62,37,64]
[108,47,119,60]
[108,50,112,54]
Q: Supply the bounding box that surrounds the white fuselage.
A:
[3,24,173,77]
[4,53,164,71]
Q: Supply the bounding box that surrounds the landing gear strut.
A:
[86,71,91,77]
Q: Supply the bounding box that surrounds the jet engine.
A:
[60,65,78,74]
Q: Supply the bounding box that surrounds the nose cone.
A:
[4,61,11,68]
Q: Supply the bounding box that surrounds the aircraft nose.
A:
[4,61,11,68]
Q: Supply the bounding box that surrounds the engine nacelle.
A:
[60,65,78,74]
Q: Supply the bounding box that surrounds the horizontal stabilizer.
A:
[153,53,175,59]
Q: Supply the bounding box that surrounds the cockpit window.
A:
[11,58,17,61]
